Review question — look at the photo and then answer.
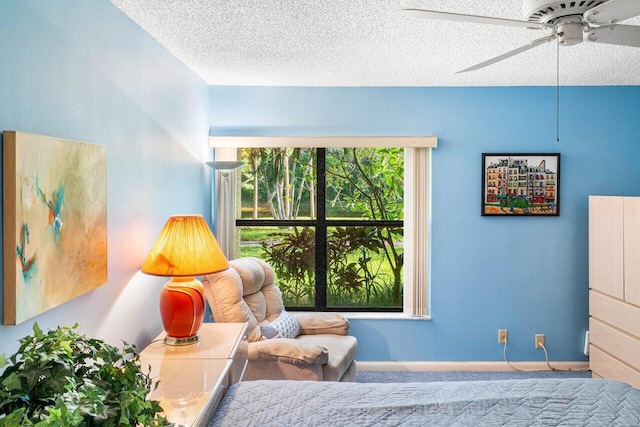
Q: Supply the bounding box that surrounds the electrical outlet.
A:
[498,329,508,344]
[535,334,545,349]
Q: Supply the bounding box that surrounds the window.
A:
[236,147,404,311]
[210,136,436,316]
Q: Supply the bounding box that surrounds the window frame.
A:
[235,148,405,312]
[210,136,436,317]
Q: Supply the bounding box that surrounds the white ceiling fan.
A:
[397,0,640,73]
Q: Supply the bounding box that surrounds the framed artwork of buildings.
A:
[482,153,560,216]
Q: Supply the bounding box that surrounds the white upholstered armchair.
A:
[202,257,357,382]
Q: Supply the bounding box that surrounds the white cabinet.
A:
[623,198,640,306]
[589,196,640,388]
[589,196,624,299]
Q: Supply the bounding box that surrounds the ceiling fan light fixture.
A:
[557,17,585,45]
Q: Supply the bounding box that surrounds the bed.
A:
[209,378,640,426]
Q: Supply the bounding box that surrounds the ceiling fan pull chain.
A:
[556,38,560,143]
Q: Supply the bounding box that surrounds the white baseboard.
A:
[356,361,590,372]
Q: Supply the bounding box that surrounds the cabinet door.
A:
[589,196,624,299]
[624,197,640,306]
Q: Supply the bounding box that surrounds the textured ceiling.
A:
[109,0,640,87]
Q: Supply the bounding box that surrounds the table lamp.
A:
[142,214,228,345]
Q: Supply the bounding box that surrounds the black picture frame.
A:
[481,153,560,216]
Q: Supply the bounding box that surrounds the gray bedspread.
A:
[209,378,640,426]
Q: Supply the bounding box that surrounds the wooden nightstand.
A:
[139,323,248,427]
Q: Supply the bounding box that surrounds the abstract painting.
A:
[3,131,107,324]
[482,153,560,216]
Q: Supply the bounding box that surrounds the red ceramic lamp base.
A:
[159,277,206,346]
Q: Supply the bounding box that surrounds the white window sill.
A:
[340,312,431,320]
[288,311,431,320]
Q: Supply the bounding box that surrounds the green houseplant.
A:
[0,323,171,426]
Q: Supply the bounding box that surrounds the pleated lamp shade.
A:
[141,214,228,345]
[141,214,228,277]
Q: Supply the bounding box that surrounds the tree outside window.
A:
[236,147,404,311]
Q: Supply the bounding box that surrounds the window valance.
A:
[209,136,437,148]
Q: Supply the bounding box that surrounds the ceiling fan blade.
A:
[587,24,640,47]
[456,35,556,73]
[395,9,550,30]
[584,0,640,25]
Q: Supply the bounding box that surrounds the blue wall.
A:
[2,0,638,365]
[209,85,640,362]
[0,0,211,356]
